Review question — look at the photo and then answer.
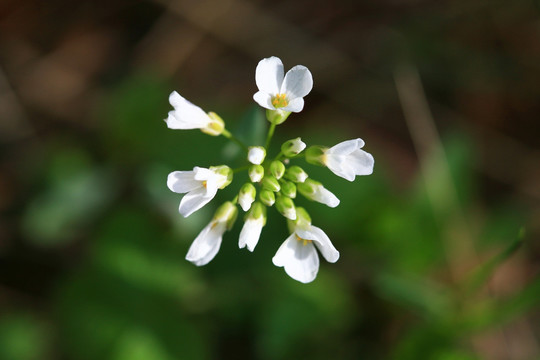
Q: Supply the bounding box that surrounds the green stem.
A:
[265,122,277,150]
[233,165,249,173]
[222,129,249,151]
[273,151,284,161]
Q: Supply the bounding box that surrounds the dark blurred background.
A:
[1,0,539,359]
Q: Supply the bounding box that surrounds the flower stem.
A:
[273,151,284,161]
[233,165,249,173]
[222,129,249,151]
[265,122,277,150]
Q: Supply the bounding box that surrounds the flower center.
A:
[295,234,312,246]
[202,181,207,188]
[272,93,289,108]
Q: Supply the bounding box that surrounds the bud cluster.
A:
[164,56,374,283]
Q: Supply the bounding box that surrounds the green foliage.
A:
[11,75,536,359]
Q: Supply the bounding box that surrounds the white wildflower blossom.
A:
[324,138,374,181]
[167,166,231,217]
[253,56,313,113]
[165,91,224,135]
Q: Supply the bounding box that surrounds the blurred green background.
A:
[1,0,539,359]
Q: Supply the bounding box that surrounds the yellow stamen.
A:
[295,234,312,246]
[202,181,207,188]
[271,93,289,108]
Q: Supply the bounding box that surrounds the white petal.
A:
[169,91,183,107]
[281,65,313,100]
[255,56,284,95]
[313,185,340,208]
[239,217,264,252]
[282,97,304,113]
[296,225,339,263]
[253,91,275,110]
[179,187,216,217]
[327,139,363,156]
[349,149,374,176]
[185,222,225,266]
[167,171,200,194]
[291,138,306,153]
[238,193,254,212]
[272,234,319,283]
[248,147,266,165]
[193,167,214,181]
[325,156,356,181]
[166,93,211,129]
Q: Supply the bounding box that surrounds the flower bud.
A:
[210,165,233,188]
[246,202,267,225]
[295,207,312,227]
[259,189,275,206]
[276,196,296,220]
[269,160,285,180]
[213,201,238,230]
[281,137,306,157]
[305,146,327,166]
[280,180,297,198]
[238,183,256,211]
[298,179,340,208]
[262,175,280,192]
[266,109,291,125]
[248,146,266,165]
[284,165,308,183]
[248,164,264,183]
[201,112,225,136]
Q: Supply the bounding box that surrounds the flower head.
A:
[167,166,232,217]
[272,208,339,283]
[253,56,313,113]
[186,202,237,266]
[323,138,374,181]
[166,91,224,135]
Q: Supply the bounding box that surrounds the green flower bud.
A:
[238,183,256,211]
[248,164,264,183]
[280,180,297,198]
[276,196,296,220]
[297,178,318,195]
[262,175,280,192]
[284,165,308,183]
[213,201,238,230]
[210,165,233,188]
[266,109,291,125]
[286,207,310,233]
[281,137,307,157]
[201,112,225,136]
[295,207,312,228]
[270,160,285,180]
[246,202,267,226]
[305,145,327,166]
[259,189,275,206]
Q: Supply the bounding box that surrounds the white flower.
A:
[298,179,340,208]
[165,91,224,135]
[186,202,237,266]
[272,222,339,283]
[248,146,266,165]
[186,219,227,266]
[253,56,313,113]
[167,166,231,217]
[324,138,374,181]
